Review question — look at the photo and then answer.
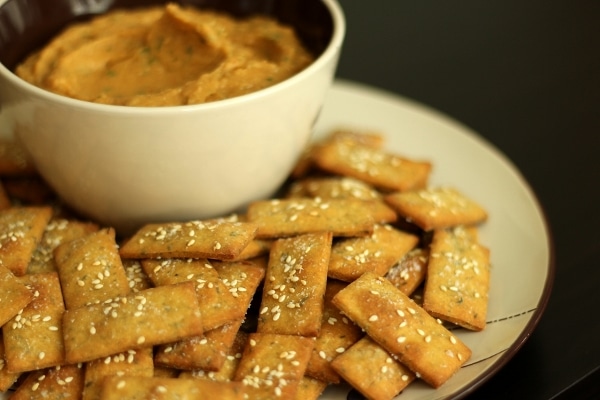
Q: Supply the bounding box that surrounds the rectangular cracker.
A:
[233,333,315,400]
[123,259,153,293]
[153,258,265,371]
[305,279,363,383]
[179,330,249,382]
[331,336,416,400]
[119,218,258,260]
[257,232,331,337]
[9,364,84,399]
[312,139,431,192]
[100,375,246,400]
[62,281,204,364]
[27,218,99,274]
[54,228,130,310]
[328,224,419,282]
[0,333,21,391]
[3,272,65,373]
[385,247,429,296]
[0,263,33,327]
[423,226,491,331]
[286,176,382,202]
[0,206,53,275]
[385,187,488,231]
[332,272,472,388]
[82,347,154,400]
[141,258,243,331]
[247,198,375,238]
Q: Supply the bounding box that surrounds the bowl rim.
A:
[0,0,345,115]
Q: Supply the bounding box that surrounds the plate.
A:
[313,80,554,399]
[0,80,553,399]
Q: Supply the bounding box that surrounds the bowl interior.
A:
[0,0,334,71]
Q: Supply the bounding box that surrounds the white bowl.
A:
[0,0,345,234]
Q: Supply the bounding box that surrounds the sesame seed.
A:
[397,336,406,343]
[137,336,145,344]
[368,315,379,322]
[38,351,45,360]
[117,380,126,389]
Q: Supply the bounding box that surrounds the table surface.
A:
[335,1,600,399]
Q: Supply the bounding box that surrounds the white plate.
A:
[313,80,553,399]
[0,80,553,399]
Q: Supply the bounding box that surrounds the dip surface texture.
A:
[16,3,315,106]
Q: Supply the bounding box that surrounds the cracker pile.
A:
[0,131,490,400]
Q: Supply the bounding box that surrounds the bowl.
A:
[0,0,345,234]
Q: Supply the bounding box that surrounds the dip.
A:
[15,3,315,106]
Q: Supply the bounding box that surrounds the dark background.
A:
[335,1,600,399]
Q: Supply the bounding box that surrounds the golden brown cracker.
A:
[233,333,315,400]
[328,224,419,282]
[305,280,363,383]
[63,281,204,364]
[3,272,65,373]
[100,375,246,400]
[386,247,429,296]
[123,259,153,293]
[423,226,491,331]
[287,176,382,201]
[82,347,154,400]
[312,139,431,192]
[119,218,258,260]
[0,333,21,391]
[332,272,471,388]
[331,336,416,400]
[54,228,130,309]
[0,264,33,327]
[247,198,375,238]
[385,187,488,231]
[27,218,99,274]
[179,331,248,382]
[141,258,243,331]
[257,232,331,337]
[10,364,84,400]
[0,206,52,275]
[0,139,37,176]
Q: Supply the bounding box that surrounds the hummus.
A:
[16,3,315,106]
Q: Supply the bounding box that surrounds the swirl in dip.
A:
[15,3,315,106]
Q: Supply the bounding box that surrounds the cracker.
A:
[2,176,55,205]
[332,272,471,388]
[247,198,375,238]
[9,364,84,400]
[305,279,363,383]
[0,264,33,327]
[0,333,21,391]
[0,206,53,275]
[82,347,154,400]
[286,176,382,201]
[385,187,488,231]
[119,218,258,260]
[328,224,419,282]
[123,259,153,293]
[386,247,429,296]
[3,272,65,373]
[257,232,331,337]
[179,331,248,382]
[27,218,99,274]
[330,336,416,400]
[154,258,265,371]
[54,228,130,310]
[295,376,328,400]
[290,130,385,179]
[229,238,272,261]
[312,138,431,192]
[62,281,204,364]
[141,258,244,331]
[100,375,246,400]
[0,139,37,176]
[233,333,315,400]
[423,226,491,331]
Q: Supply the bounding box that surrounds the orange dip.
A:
[16,3,314,106]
